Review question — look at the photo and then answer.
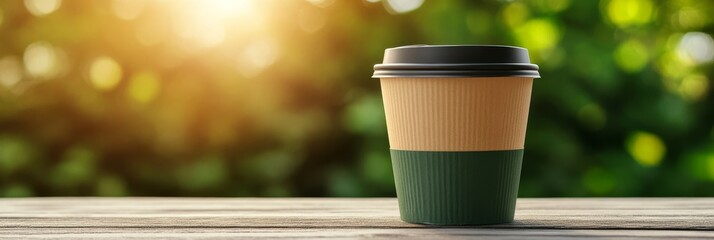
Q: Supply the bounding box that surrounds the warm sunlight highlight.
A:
[171,0,264,49]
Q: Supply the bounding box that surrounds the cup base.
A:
[391,149,523,226]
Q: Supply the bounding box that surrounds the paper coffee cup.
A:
[373,45,540,225]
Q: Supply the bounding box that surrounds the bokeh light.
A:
[677,74,709,102]
[514,18,560,55]
[23,41,60,79]
[89,56,123,91]
[24,0,61,17]
[385,0,424,14]
[626,131,666,167]
[614,39,649,72]
[127,71,160,103]
[671,7,707,30]
[502,2,530,28]
[677,32,714,65]
[604,0,653,28]
[658,45,690,80]
[307,0,336,8]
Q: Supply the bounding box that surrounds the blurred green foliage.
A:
[0,0,713,197]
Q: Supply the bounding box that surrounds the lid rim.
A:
[374,63,539,71]
[386,44,528,50]
[372,69,541,78]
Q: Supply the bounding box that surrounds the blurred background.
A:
[0,0,713,198]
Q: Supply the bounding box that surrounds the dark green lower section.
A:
[391,149,523,226]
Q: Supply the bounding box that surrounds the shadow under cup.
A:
[373,45,540,225]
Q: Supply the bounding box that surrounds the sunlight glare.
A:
[197,0,256,20]
[173,0,261,49]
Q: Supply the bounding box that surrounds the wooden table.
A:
[1,198,712,239]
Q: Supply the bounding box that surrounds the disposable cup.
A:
[373,45,540,225]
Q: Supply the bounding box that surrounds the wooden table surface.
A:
[1,198,713,239]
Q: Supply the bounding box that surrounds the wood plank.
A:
[2,228,714,239]
[1,198,713,239]
[1,198,712,230]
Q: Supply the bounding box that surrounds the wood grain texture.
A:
[1,198,712,239]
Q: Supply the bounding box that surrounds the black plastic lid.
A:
[372,45,540,78]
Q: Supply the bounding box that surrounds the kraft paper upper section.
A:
[380,77,533,151]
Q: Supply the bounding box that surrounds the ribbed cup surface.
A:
[391,150,523,225]
[380,77,533,152]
